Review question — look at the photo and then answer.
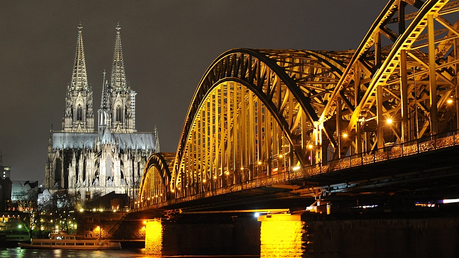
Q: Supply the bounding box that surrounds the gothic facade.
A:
[45,23,159,202]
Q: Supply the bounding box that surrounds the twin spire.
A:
[72,22,129,95]
[66,22,135,133]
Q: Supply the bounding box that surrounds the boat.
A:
[18,232,121,250]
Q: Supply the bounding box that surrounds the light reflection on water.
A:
[0,247,259,258]
[0,247,154,258]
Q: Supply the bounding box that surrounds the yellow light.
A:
[203,179,206,183]
[79,208,84,212]
[259,214,304,257]
[279,154,283,158]
[343,132,348,138]
[292,166,301,171]
[447,98,454,104]
[387,118,393,124]
[213,175,217,179]
[308,144,313,150]
[240,167,244,170]
[145,219,162,255]
[258,161,262,165]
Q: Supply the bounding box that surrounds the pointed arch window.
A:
[77,105,83,121]
[116,105,122,122]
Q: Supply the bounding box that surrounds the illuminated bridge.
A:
[138,0,459,214]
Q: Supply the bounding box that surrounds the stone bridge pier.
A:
[143,208,459,258]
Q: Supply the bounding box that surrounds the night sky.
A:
[0,1,386,183]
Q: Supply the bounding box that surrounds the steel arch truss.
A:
[139,0,459,205]
[170,49,349,196]
[139,153,171,204]
[319,0,459,167]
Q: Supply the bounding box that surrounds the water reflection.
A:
[0,247,261,257]
[0,247,151,258]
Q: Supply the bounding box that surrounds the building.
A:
[45,23,159,202]
[0,177,12,211]
[1,166,10,180]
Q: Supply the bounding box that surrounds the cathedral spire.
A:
[98,70,111,135]
[100,70,109,110]
[110,22,128,92]
[62,23,94,132]
[70,22,89,91]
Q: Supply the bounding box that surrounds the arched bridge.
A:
[139,0,459,212]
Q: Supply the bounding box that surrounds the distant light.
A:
[258,161,262,165]
[254,212,260,218]
[387,118,393,124]
[343,132,348,138]
[18,225,22,229]
[279,154,283,158]
[442,198,459,204]
[308,144,313,150]
[447,98,454,104]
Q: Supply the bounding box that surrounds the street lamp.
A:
[307,144,314,165]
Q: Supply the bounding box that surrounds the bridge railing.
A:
[140,130,459,209]
[307,129,459,176]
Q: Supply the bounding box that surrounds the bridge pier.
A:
[144,213,260,256]
[140,208,459,257]
[258,213,306,258]
[145,219,162,255]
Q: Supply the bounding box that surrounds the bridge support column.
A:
[145,219,163,255]
[258,214,305,258]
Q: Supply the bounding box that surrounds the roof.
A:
[52,130,156,151]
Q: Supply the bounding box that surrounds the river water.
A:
[0,247,260,258]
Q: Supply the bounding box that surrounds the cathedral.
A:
[45,23,159,202]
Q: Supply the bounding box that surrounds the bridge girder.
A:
[139,0,459,208]
[167,49,351,197]
[139,152,173,203]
